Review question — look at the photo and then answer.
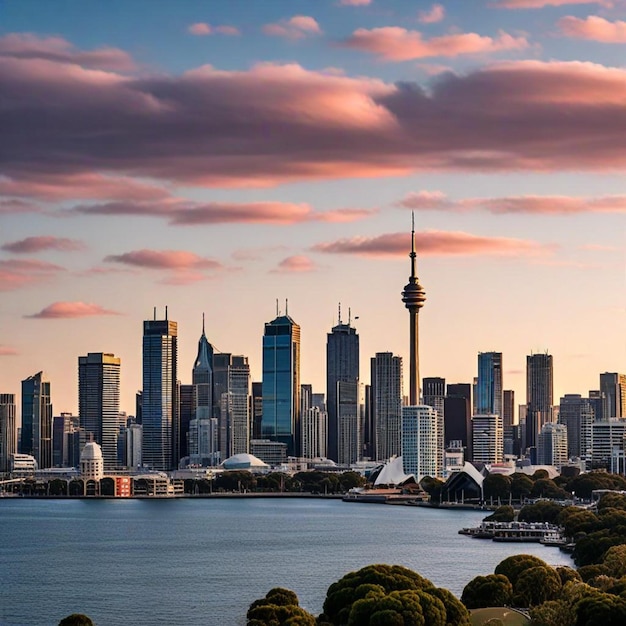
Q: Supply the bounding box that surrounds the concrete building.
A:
[591,419,626,470]
[526,352,553,456]
[537,422,568,468]
[402,404,440,480]
[0,394,17,473]
[250,439,287,467]
[600,372,626,420]
[301,406,328,460]
[78,352,121,470]
[80,441,104,481]
[559,394,595,461]
[21,372,53,469]
[371,352,403,462]
[472,414,503,465]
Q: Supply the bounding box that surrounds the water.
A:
[0,498,573,626]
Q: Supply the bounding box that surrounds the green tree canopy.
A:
[517,500,564,523]
[482,474,512,502]
[494,554,549,587]
[247,587,316,626]
[461,574,513,609]
[510,473,534,501]
[513,565,562,607]
[483,505,515,523]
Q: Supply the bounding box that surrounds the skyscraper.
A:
[471,414,503,465]
[444,383,471,457]
[599,372,626,420]
[326,306,359,462]
[261,309,301,456]
[222,355,251,457]
[476,352,503,417]
[401,214,426,405]
[142,310,178,471]
[20,372,53,469]
[402,405,439,480]
[0,394,17,473]
[371,352,403,461]
[559,394,595,460]
[537,422,568,468]
[526,352,553,455]
[78,352,121,470]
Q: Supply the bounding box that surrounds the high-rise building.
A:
[502,389,516,455]
[142,310,178,471]
[526,352,553,454]
[52,412,77,468]
[178,383,195,462]
[444,383,471,457]
[251,382,263,441]
[371,353,403,461]
[78,352,121,470]
[559,394,595,461]
[537,422,568,468]
[326,307,359,462]
[591,419,626,470]
[401,214,426,405]
[600,372,626,420]
[301,385,328,460]
[20,372,53,469]
[0,394,17,473]
[261,310,301,456]
[402,405,440,479]
[221,356,251,457]
[476,352,503,417]
[423,377,445,479]
[471,414,503,465]
[336,380,361,465]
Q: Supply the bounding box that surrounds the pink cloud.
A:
[558,16,626,42]
[188,23,240,36]
[0,173,170,202]
[0,258,65,291]
[272,255,317,273]
[0,199,41,214]
[104,249,222,271]
[340,0,372,5]
[6,53,626,186]
[399,191,626,214]
[492,0,611,7]
[263,16,322,39]
[342,27,528,60]
[2,236,85,254]
[72,200,375,225]
[0,32,135,71]
[26,301,121,319]
[312,231,553,257]
[418,4,446,24]
[0,345,18,356]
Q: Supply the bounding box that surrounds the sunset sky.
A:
[1,0,624,417]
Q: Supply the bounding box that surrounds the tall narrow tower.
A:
[401,214,426,405]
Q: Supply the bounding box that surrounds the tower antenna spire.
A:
[348,307,351,326]
[338,302,342,325]
[276,298,279,317]
[410,210,417,280]
[202,312,205,336]
[285,298,288,316]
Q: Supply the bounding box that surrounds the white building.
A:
[591,419,626,469]
[537,422,568,468]
[125,423,142,468]
[301,406,328,460]
[10,453,37,476]
[472,414,503,465]
[402,405,440,480]
[80,441,104,481]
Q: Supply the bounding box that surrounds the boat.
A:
[459,521,563,543]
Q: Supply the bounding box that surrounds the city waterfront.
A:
[0,498,573,626]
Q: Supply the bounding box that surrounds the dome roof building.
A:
[80,441,104,481]
[221,453,269,471]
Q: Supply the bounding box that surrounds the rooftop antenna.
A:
[285,298,289,316]
[276,298,279,317]
[338,302,342,325]
[165,305,168,321]
[202,312,205,336]
[410,210,417,280]
[153,306,156,321]
[348,307,351,326]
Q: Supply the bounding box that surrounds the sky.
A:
[0,0,624,417]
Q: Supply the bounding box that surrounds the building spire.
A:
[338,302,342,325]
[410,210,417,280]
[202,312,205,336]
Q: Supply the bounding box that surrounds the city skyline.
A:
[0,0,624,414]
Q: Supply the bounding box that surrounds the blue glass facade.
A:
[261,315,300,456]
[476,352,503,417]
[20,372,53,468]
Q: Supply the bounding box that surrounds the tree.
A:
[597,493,626,512]
[338,471,366,492]
[420,476,444,503]
[58,615,94,626]
[517,500,563,523]
[513,565,562,607]
[461,574,512,609]
[247,587,316,626]
[213,470,256,492]
[322,564,469,626]
[494,554,549,587]
[510,473,534,501]
[602,544,626,578]
[482,474,512,502]
[530,478,570,500]
[575,593,626,626]
[529,600,575,626]
[483,505,515,523]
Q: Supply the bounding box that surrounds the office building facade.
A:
[402,405,440,480]
[471,414,503,465]
[0,394,17,473]
[371,352,403,462]
[526,352,553,454]
[20,372,53,469]
[142,313,178,471]
[261,313,301,456]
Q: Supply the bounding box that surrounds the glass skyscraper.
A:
[142,313,178,471]
[476,352,503,417]
[326,311,359,462]
[78,352,121,470]
[261,312,300,456]
[371,352,403,462]
[526,352,553,454]
[20,372,53,469]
